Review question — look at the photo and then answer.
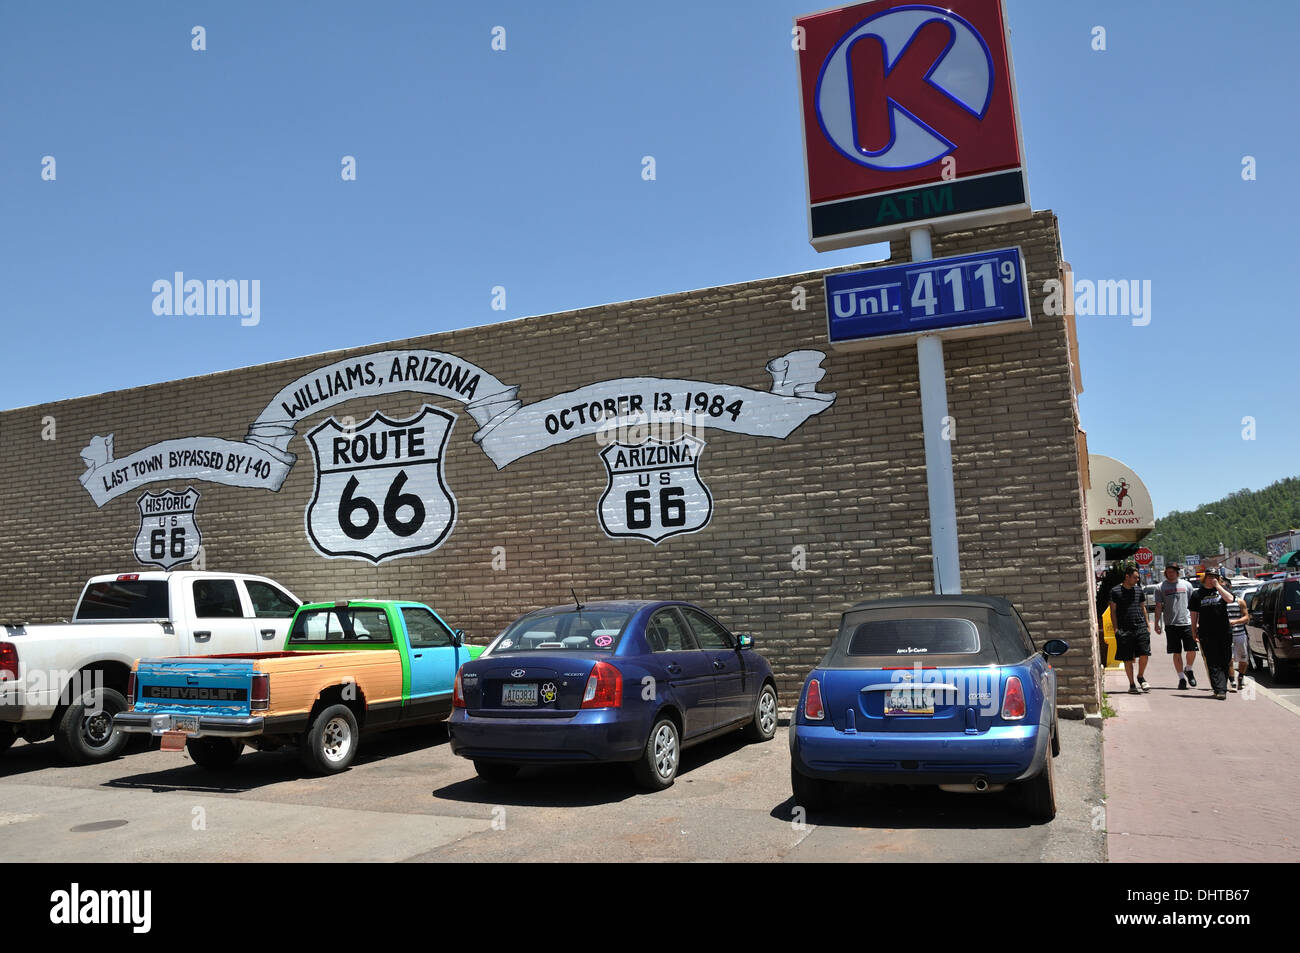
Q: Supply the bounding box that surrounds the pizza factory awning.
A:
[1086,454,1155,545]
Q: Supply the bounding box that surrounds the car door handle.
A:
[193,631,211,642]
[667,664,682,674]
[260,629,276,640]
[412,653,423,659]
[713,660,725,670]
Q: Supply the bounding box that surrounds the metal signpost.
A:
[796,0,1032,594]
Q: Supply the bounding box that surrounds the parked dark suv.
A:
[1245,575,1300,681]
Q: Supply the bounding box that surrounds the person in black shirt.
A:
[1190,569,1248,700]
[1110,567,1152,693]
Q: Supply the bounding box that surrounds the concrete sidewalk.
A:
[1103,655,1300,862]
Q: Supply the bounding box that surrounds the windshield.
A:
[289,606,393,644]
[75,581,170,620]
[491,608,632,653]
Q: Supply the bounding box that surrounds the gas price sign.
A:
[825,246,1031,349]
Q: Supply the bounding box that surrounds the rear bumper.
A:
[1272,637,1300,661]
[115,711,265,739]
[448,709,646,764]
[791,722,1049,786]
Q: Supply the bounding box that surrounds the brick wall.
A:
[0,210,1100,712]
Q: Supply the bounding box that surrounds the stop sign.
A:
[1136,548,1154,566]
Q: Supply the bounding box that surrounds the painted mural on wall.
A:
[133,487,202,570]
[77,347,837,560]
[598,435,712,544]
[78,350,512,507]
[305,406,457,563]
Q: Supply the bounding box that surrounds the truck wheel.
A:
[473,760,519,783]
[53,687,129,765]
[742,684,779,743]
[186,738,244,769]
[300,704,359,774]
[632,716,680,790]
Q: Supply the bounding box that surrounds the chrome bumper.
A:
[114,711,265,739]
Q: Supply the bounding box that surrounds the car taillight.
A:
[452,667,466,709]
[126,669,136,706]
[804,678,825,721]
[1002,676,1026,720]
[581,661,623,709]
[0,642,17,682]
[250,673,269,711]
[1279,614,1291,637]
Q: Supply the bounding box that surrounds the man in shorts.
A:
[1110,566,1152,693]
[1153,563,1197,690]
[1227,579,1250,692]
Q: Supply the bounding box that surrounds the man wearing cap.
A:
[1110,566,1152,694]
[1190,569,1249,700]
[1154,563,1197,690]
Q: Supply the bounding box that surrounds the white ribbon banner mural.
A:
[79,348,836,507]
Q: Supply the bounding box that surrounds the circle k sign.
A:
[795,0,1031,250]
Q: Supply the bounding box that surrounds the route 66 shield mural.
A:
[305,405,457,563]
[134,487,202,569]
[598,434,712,544]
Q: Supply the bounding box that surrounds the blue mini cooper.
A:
[789,595,1068,821]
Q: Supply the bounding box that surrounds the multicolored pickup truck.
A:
[115,600,482,773]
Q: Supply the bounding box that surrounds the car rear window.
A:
[75,581,170,620]
[289,607,393,644]
[845,617,981,657]
[491,609,632,653]
[1286,582,1300,607]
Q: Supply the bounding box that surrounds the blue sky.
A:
[1,0,1295,517]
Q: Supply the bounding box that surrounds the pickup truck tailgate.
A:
[134,658,259,718]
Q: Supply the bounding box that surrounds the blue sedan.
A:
[789,595,1068,821]
[448,601,779,789]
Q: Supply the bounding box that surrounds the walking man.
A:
[1110,565,1152,694]
[1227,580,1250,692]
[1190,569,1248,700]
[1153,563,1197,689]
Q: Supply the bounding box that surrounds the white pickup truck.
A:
[0,571,302,764]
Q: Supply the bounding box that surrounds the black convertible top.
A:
[822,594,1038,669]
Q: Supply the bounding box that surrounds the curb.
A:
[1252,679,1300,720]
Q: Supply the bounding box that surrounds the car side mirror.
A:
[452,629,464,647]
[1043,639,1069,657]
[737,634,754,650]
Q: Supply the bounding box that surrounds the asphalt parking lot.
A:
[0,719,1105,863]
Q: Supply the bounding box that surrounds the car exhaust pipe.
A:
[973,776,989,793]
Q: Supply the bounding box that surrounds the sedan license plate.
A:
[501,683,538,707]
[885,686,934,716]
[172,715,200,733]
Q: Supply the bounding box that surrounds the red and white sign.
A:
[795,0,1031,249]
[1135,548,1154,567]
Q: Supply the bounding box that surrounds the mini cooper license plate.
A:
[885,687,934,716]
[501,683,538,707]
[172,715,200,733]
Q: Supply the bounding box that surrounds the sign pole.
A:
[911,226,962,594]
